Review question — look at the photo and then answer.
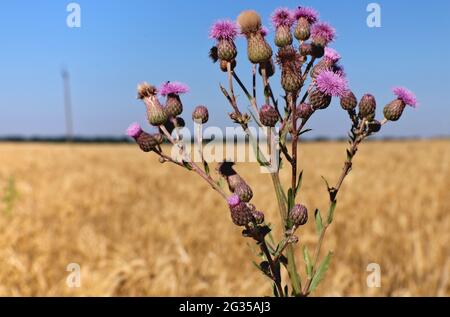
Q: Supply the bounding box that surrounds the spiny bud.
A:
[159,82,189,118]
[340,90,358,111]
[297,102,314,119]
[310,61,329,80]
[220,59,237,72]
[259,59,276,78]
[281,68,303,93]
[358,94,377,119]
[310,43,325,58]
[259,104,279,127]
[289,204,308,226]
[367,120,382,133]
[252,210,265,225]
[126,123,161,152]
[235,182,253,202]
[217,40,237,62]
[383,99,405,122]
[275,25,293,48]
[230,202,254,227]
[309,89,332,110]
[300,43,312,56]
[192,105,209,124]
[294,18,311,41]
[246,32,273,64]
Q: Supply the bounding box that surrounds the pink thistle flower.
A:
[159,81,189,96]
[393,87,418,107]
[271,7,294,28]
[293,7,319,24]
[126,122,142,138]
[227,194,241,208]
[311,22,336,46]
[316,70,348,97]
[209,20,239,41]
[324,47,341,63]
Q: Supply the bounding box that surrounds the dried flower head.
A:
[271,7,294,28]
[311,22,336,46]
[316,70,347,97]
[237,10,262,34]
[137,82,157,99]
[293,6,319,24]
[392,87,417,107]
[126,123,142,138]
[159,82,189,96]
[209,20,239,41]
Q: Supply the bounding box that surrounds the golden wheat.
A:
[0,140,448,296]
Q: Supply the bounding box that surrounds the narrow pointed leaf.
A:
[303,246,313,278]
[295,171,304,196]
[315,209,323,236]
[309,252,333,293]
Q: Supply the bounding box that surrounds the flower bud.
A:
[217,40,237,62]
[252,210,265,225]
[358,94,377,119]
[367,120,382,133]
[289,204,308,226]
[230,202,254,227]
[137,83,168,126]
[340,90,358,111]
[309,89,332,110]
[275,25,293,47]
[246,32,273,64]
[220,59,237,72]
[259,104,279,127]
[297,102,314,119]
[192,105,209,124]
[235,182,254,202]
[294,18,311,41]
[258,59,276,78]
[383,99,405,122]
[281,68,303,93]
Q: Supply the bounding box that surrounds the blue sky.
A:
[0,0,449,138]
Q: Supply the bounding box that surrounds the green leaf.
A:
[315,209,323,236]
[295,171,304,196]
[303,246,313,279]
[309,252,333,293]
[327,200,337,224]
[183,161,193,171]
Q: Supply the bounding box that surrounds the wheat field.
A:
[0,140,448,296]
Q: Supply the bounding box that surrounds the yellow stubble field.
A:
[0,140,448,296]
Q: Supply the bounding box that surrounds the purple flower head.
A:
[271,7,294,28]
[227,194,241,208]
[293,7,319,24]
[260,25,269,37]
[311,22,336,45]
[316,70,348,97]
[126,122,142,138]
[159,81,189,96]
[393,87,418,107]
[209,20,239,41]
[324,47,341,63]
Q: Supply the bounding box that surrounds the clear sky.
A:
[0,0,449,138]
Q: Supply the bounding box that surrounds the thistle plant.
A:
[126,6,417,297]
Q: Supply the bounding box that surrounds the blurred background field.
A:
[0,140,448,296]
